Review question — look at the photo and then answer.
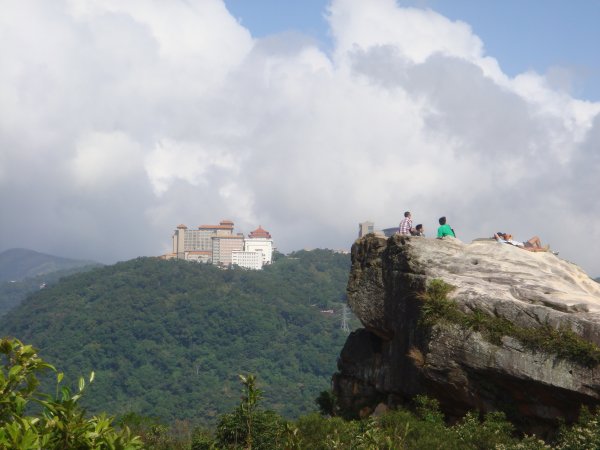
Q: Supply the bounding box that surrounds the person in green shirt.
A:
[437,216,456,238]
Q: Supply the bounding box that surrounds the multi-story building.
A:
[358,221,374,237]
[231,251,263,270]
[168,220,273,269]
[357,221,389,239]
[212,234,244,266]
[171,220,235,260]
[244,226,273,266]
[172,224,187,259]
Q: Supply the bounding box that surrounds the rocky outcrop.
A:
[334,234,600,435]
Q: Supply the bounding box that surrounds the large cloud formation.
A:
[1,0,599,275]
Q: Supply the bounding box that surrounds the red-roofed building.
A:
[248,225,272,239]
[244,225,273,266]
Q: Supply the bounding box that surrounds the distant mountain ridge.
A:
[0,248,99,282]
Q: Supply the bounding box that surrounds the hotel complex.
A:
[166,220,273,270]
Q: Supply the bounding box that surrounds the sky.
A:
[1,0,599,276]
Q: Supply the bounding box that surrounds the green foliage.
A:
[295,413,361,449]
[0,265,99,317]
[215,374,288,449]
[0,251,355,424]
[413,394,444,424]
[452,411,517,449]
[190,427,217,450]
[417,279,458,326]
[316,390,338,417]
[514,325,600,368]
[0,337,142,449]
[117,413,194,449]
[554,406,600,450]
[419,279,600,368]
[291,397,539,450]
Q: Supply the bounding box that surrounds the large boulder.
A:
[334,234,600,435]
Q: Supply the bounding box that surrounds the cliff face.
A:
[334,234,600,434]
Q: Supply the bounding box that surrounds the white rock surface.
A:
[336,233,600,436]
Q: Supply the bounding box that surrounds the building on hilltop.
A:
[358,221,388,239]
[231,250,263,270]
[244,225,274,266]
[358,221,374,238]
[172,220,235,260]
[166,220,274,269]
[212,234,244,266]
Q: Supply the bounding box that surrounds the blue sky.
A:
[225,0,600,100]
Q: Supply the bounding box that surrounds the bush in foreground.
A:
[0,338,142,449]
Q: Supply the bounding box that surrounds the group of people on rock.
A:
[397,211,557,255]
[397,211,455,239]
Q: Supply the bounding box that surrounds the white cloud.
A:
[1,0,599,275]
[144,139,239,196]
[70,131,144,189]
[328,0,484,64]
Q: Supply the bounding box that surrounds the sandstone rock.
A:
[334,234,600,435]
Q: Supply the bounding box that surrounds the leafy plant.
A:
[316,390,338,417]
[0,337,142,449]
[554,406,600,449]
[417,279,459,326]
[215,374,288,449]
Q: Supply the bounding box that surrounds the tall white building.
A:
[244,226,273,266]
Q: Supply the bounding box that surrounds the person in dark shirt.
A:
[412,224,425,236]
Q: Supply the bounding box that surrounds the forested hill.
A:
[0,250,355,424]
[0,265,99,317]
[0,248,98,282]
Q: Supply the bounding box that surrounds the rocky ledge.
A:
[333,234,600,435]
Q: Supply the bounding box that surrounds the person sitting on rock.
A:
[437,216,455,238]
[411,224,425,237]
[398,211,415,236]
[494,233,551,252]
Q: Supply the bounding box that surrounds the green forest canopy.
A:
[0,249,356,424]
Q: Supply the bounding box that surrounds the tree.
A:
[215,374,288,449]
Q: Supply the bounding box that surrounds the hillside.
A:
[0,250,355,424]
[0,265,99,316]
[0,248,98,282]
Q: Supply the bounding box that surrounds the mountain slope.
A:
[0,248,98,282]
[0,265,99,316]
[0,250,355,423]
